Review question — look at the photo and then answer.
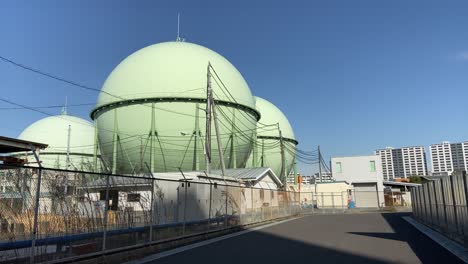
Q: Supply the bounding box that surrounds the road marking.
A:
[403,216,468,263]
[125,217,301,264]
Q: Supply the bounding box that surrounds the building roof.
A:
[84,167,283,189]
[84,176,152,189]
[209,167,283,186]
[420,176,446,181]
[332,154,379,159]
[0,136,48,154]
[383,181,421,187]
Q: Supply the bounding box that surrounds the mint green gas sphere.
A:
[18,114,95,170]
[92,41,258,174]
[247,96,297,177]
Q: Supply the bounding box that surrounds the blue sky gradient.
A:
[1,1,467,174]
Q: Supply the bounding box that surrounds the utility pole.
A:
[230,110,237,169]
[252,129,258,167]
[65,124,71,195]
[318,145,322,184]
[150,103,156,173]
[212,100,226,176]
[112,109,119,175]
[204,63,226,177]
[279,124,286,187]
[210,76,226,176]
[193,103,200,170]
[205,64,212,175]
[261,139,265,167]
[93,120,99,172]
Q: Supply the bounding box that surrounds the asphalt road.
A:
[149,213,464,264]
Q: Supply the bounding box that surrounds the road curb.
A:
[402,216,468,263]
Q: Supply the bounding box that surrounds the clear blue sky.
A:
[1,1,467,174]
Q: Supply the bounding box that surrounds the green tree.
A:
[408,176,422,184]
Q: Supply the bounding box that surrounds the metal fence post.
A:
[375,185,381,208]
[341,191,345,213]
[440,179,449,232]
[149,178,155,242]
[462,171,468,234]
[312,192,315,213]
[449,175,459,234]
[251,187,254,223]
[224,185,228,228]
[426,185,434,225]
[102,174,110,251]
[270,191,273,219]
[30,168,43,264]
[207,182,212,231]
[182,181,187,235]
[331,192,335,209]
[321,192,324,209]
[421,187,428,222]
[432,181,440,227]
[410,188,418,217]
[461,171,468,237]
[415,188,420,218]
[391,189,394,207]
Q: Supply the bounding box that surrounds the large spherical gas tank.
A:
[18,114,95,170]
[247,96,297,178]
[91,41,258,174]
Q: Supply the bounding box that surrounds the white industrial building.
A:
[430,141,468,175]
[331,155,384,208]
[376,146,428,180]
[82,167,284,225]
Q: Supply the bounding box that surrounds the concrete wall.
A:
[332,155,385,207]
[332,155,384,191]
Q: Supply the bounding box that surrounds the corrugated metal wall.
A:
[412,173,468,246]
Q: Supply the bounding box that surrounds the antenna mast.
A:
[65,124,71,195]
[62,96,68,115]
[176,13,184,42]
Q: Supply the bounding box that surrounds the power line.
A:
[0,55,103,94]
[1,54,325,171]
[0,103,94,110]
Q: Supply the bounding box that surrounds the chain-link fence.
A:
[0,165,394,263]
[0,166,306,263]
[299,189,406,212]
[412,172,468,246]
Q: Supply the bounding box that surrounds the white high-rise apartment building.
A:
[376,148,395,180]
[376,146,428,180]
[430,141,468,174]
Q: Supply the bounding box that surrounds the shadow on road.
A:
[155,226,389,264]
[133,213,465,264]
[348,212,464,264]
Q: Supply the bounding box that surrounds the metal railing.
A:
[411,172,468,246]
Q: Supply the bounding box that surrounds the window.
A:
[127,193,141,202]
[370,161,376,172]
[335,162,342,173]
